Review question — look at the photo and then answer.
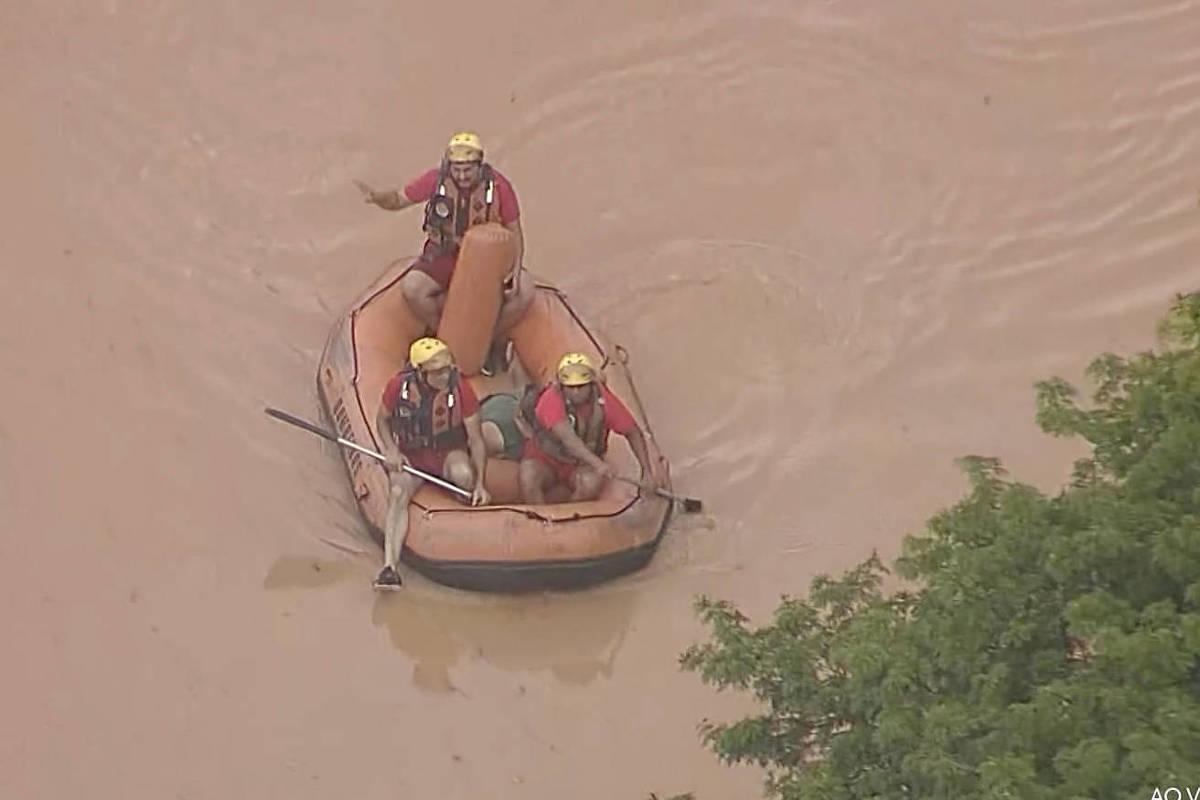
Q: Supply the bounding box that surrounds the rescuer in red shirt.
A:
[373,337,490,589]
[517,353,663,504]
[357,132,532,375]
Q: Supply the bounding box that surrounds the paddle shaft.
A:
[614,475,702,512]
[264,407,472,501]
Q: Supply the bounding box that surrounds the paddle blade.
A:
[264,407,338,443]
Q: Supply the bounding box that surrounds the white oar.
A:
[263,407,472,501]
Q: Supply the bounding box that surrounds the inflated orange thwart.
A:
[437,223,514,376]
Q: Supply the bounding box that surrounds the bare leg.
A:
[400,270,446,332]
[569,466,606,502]
[519,458,557,504]
[497,274,535,334]
[482,274,537,374]
[480,420,506,457]
[441,450,475,493]
[379,471,422,588]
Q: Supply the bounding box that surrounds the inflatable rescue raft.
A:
[316,224,673,591]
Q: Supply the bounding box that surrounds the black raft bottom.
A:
[363,506,673,593]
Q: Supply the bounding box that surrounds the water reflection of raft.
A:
[316,224,673,592]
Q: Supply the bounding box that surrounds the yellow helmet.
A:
[556,352,597,386]
[445,131,484,163]
[409,337,451,368]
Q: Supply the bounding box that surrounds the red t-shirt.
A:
[403,166,520,225]
[535,384,637,437]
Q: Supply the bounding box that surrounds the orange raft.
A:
[316,224,674,591]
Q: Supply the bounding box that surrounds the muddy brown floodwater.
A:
[2,0,1198,797]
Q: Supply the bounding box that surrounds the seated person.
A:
[478,391,526,461]
[373,337,490,589]
[517,352,659,504]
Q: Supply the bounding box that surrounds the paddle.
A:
[614,475,703,513]
[263,407,473,502]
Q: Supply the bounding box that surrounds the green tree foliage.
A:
[680,294,1200,799]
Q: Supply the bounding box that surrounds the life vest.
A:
[388,367,468,452]
[518,383,609,464]
[422,161,499,251]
